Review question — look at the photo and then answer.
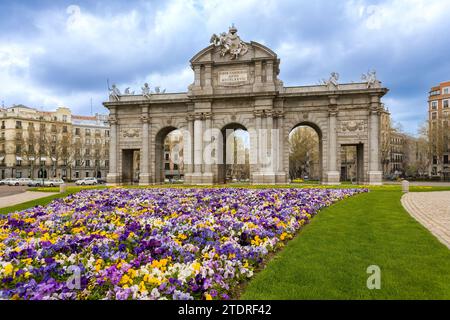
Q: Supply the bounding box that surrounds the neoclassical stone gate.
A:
[104,26,388,185]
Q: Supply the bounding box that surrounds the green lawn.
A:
[241,189,450,299]
[2,185,450,299]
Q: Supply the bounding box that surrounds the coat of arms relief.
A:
[210,24,249,60]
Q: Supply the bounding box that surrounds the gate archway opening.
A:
[219,123,250,184]
[289,124,322,183]
[155,127,184,184]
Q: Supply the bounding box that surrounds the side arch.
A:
[284,113,328,182]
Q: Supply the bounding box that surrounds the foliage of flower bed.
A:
[0,187,366,300]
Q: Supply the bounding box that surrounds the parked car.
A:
[5,178,20,186]
[96,178,107,184]
[43,179,65,187]
[0,178,15,185]
[28,179,45,187]
[15,178,33,186]
[75,177,98,185]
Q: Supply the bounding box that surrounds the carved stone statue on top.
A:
[142,83,151,99]
[124,87,135,95]
[321,72,340,90]
[154,86,166,94]
[361,70,381,89]
[210,24,248,60]
[108,84,121,101]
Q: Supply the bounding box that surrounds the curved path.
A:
[0,191,58,209]
[401,191,450,249]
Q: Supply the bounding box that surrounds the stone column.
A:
[106,107,120,185]
[276,112,286,180]
[368,95,383,185]
[193,113,203,182]
[202,113,213,184]
[324,96,340,185]
[266,111,274,172]
[182,114,194,184]
[139,106,150,185]
[194,65,201,87]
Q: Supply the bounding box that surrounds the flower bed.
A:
[0,187,366,300]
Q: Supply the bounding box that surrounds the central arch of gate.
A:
[104,27,388,185]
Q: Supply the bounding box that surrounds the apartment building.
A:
[0,105,109,180]
[428,81,450,180]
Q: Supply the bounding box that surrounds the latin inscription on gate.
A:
[218,69,248,86]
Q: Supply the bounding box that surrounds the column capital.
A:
[203,112,213,120]
[328,95,339,106]
[254,110,264,118]
[107,115,118,125]
[328,108,338,117]
[273,110,285,118]
[140,114,150,123]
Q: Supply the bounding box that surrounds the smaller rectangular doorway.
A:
[122,149,140,185]
[340,144,364,184]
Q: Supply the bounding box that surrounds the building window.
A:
[86,139,91,145]
[76,160,81,166]
[16,145,22,154]
[105,160,109,167]
[63,115,68,122]
[86,149,91,156]
[85,160,90,167]
[444,155,449,164]
[16,171,22,178]
[75,128,80,135]
[63,125,68,133]
[444,87,449,95]
[75,171,79,178]
[15,121,22,129]
[51,124,57,132]
[86,129,91,136]
[95,160,100,167]
[85,172,90,177]
[444,100,449,108]
[1,120,5,129]
[432,112,437,120]
[431,101,438,110]
[433,156,438,164]
[105,130,110,137]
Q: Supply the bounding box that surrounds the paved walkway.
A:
[0,191,58,209]
[401,191,450,249]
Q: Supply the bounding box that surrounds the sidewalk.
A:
[0,191,58,209]
[401,191,450,249]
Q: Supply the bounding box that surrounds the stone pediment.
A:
[190,25,277,65]
[190,41,277,65]
[188,26,280,95]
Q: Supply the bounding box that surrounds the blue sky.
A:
[1,0,449,135]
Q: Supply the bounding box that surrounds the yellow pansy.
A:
[4,263,14,276]
[191,261,201,272]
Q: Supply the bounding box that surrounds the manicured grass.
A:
[241,189,450,299]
